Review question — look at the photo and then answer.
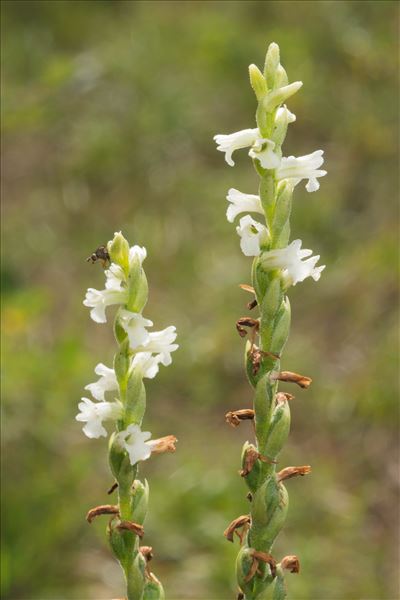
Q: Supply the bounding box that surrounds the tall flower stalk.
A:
[214,43,326,599]
[78,232,178,600]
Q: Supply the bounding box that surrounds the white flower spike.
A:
[226,188,264,223]
[236,215,269,257]
[76,398,122,439]
[277,150,327,192]
[261,239,325,286]
[116,424,153,466]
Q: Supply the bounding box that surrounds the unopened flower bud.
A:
[249,64,267,101]
[264,42,280,89]
[263,81,303,113]
[108,231,130,274]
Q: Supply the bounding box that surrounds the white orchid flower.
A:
[76,398,122,439]
[261,239,325,286]
[236,215,269,257]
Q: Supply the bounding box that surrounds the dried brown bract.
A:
[225,409,255,427]
[277,466,311,482]
[86,504,119,523]
[224,515,251,544]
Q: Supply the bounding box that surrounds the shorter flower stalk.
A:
[79,232,178,600]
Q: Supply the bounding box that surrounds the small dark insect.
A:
[86,245,110,268]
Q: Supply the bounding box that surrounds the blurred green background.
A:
[1,1,399,599]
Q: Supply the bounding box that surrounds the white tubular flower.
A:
[226,188,264,223]
[116,424,152,466]
[261,239,325,286]
[83,287,128,324]
[131,352,162,379]
[76,398,122,439]
[214,128,259,166]
[236,215,269,257]
[105,245,147,291]
[141,327,179,366]
[85,363,118,401]
[249,138,280,169]
[276,150,327,192]
[119,309,153,348]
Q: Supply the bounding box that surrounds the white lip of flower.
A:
[276,150,327,192]
[83,287,128,323]
[138,327,179,366]
[105,245,147,291]
[115,424,152,465]
[226,188,264,223]
[236,215,269,257]
[249,138,281,169]
[119,309,153,348]
[214,128,259,166]
[76,397,122,439]
[85,363,118,401]
[261,239,325,286]
[131,352,162,379]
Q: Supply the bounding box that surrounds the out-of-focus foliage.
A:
[1,1,398,599]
